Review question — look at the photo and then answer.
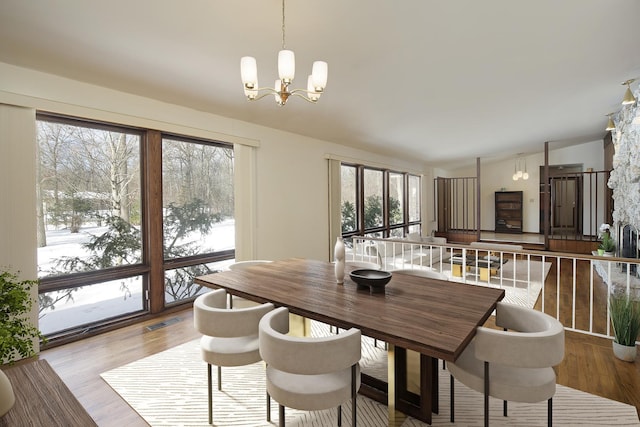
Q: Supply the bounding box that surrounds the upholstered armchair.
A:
[193,289,274,424]
[259,306,362,426]
[447,302,565,426]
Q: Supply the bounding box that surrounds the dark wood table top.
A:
[1,359,97,426]
[195,258,504,362]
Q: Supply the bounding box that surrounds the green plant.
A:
[599,233,616,252]
[598,223,616,252]
[0,270,45,363]
[609,293,640,346]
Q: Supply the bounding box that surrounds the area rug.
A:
[101,322,639,427]
[433,259,551,309]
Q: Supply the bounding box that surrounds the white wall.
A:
[445,143,604,234]
[0,61,428,274]
[0,104,38,357]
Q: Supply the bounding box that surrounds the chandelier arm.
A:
[247,89,280,102]
[289,88,320,96]
[289,92,319,103]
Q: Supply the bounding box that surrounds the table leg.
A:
[387,344,407,426]
[288,313,311,337]
[393,347,434,424]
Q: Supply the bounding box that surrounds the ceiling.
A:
[1,0,639,168]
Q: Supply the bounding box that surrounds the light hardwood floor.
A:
[39,260,640,426]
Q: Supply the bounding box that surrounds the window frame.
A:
[340,162,421,240]
[36,113,235,344]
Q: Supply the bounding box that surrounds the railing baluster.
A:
[346,236,639,344]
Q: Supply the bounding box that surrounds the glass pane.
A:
[341,165,357,233]
[408,175,421,222]
[165,261,227,305]
[36,120,142,277]
[389,227,404,238]
[39,275,144,335]
[364,231,383,239]
[389,172,404,225]
[408,224,421,234]
[363,168,383,229]
[162,138,235,260]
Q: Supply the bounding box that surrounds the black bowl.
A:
[349,269,392,294]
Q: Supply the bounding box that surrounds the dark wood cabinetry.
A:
[495,191,523,233]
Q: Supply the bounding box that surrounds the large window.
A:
[36,114,235,341]
[340,165,357,233]
[162,136,235,305]
[340,163,421,239]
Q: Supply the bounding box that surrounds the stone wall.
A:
[608,85,640,241]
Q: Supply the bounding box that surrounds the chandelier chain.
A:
[281,0,286,50]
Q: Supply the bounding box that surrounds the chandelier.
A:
[512,157,529,181]
[240,0,328,106]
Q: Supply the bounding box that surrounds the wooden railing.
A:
[348,236,640,343]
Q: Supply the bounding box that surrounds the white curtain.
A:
[233,143,257,261]
[0,103,39,355]
[328,158,341,260]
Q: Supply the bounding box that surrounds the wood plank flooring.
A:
[39,259,640,426]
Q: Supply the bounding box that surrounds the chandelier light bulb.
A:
[522,172,529,180]
[240,56,258,89]
[274,80,283,105]
[311,61,328,91]
[513,173,518,181]
[278,50,295,84]
[307,75,321,102]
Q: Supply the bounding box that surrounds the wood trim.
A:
[145,130,164,313]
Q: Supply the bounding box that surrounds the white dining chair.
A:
[259,306,362,427]
[193,289,274,425]
[447,301,565,427]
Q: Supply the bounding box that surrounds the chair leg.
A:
[267,392,271,422]
[450,374,454,423]
[442,359,446,370]
[207,364,212,425]
[337,405,342,427]
[548,398,552,427]
[351,364,357,426]
[484,361,490,427]
[503,400,507,417]
[279,404,285,427]
[217,365,222,391]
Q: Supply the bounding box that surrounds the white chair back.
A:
[194,289,274,338]
[474,302,565,368]
[258,306,362,426]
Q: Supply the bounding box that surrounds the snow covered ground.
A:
[37,219,235,335]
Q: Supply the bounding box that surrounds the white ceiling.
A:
[1,0,639,167]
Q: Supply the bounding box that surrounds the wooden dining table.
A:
[195,258,504,425]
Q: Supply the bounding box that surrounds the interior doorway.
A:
[552,176,579,234]
[539,164,583,236]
